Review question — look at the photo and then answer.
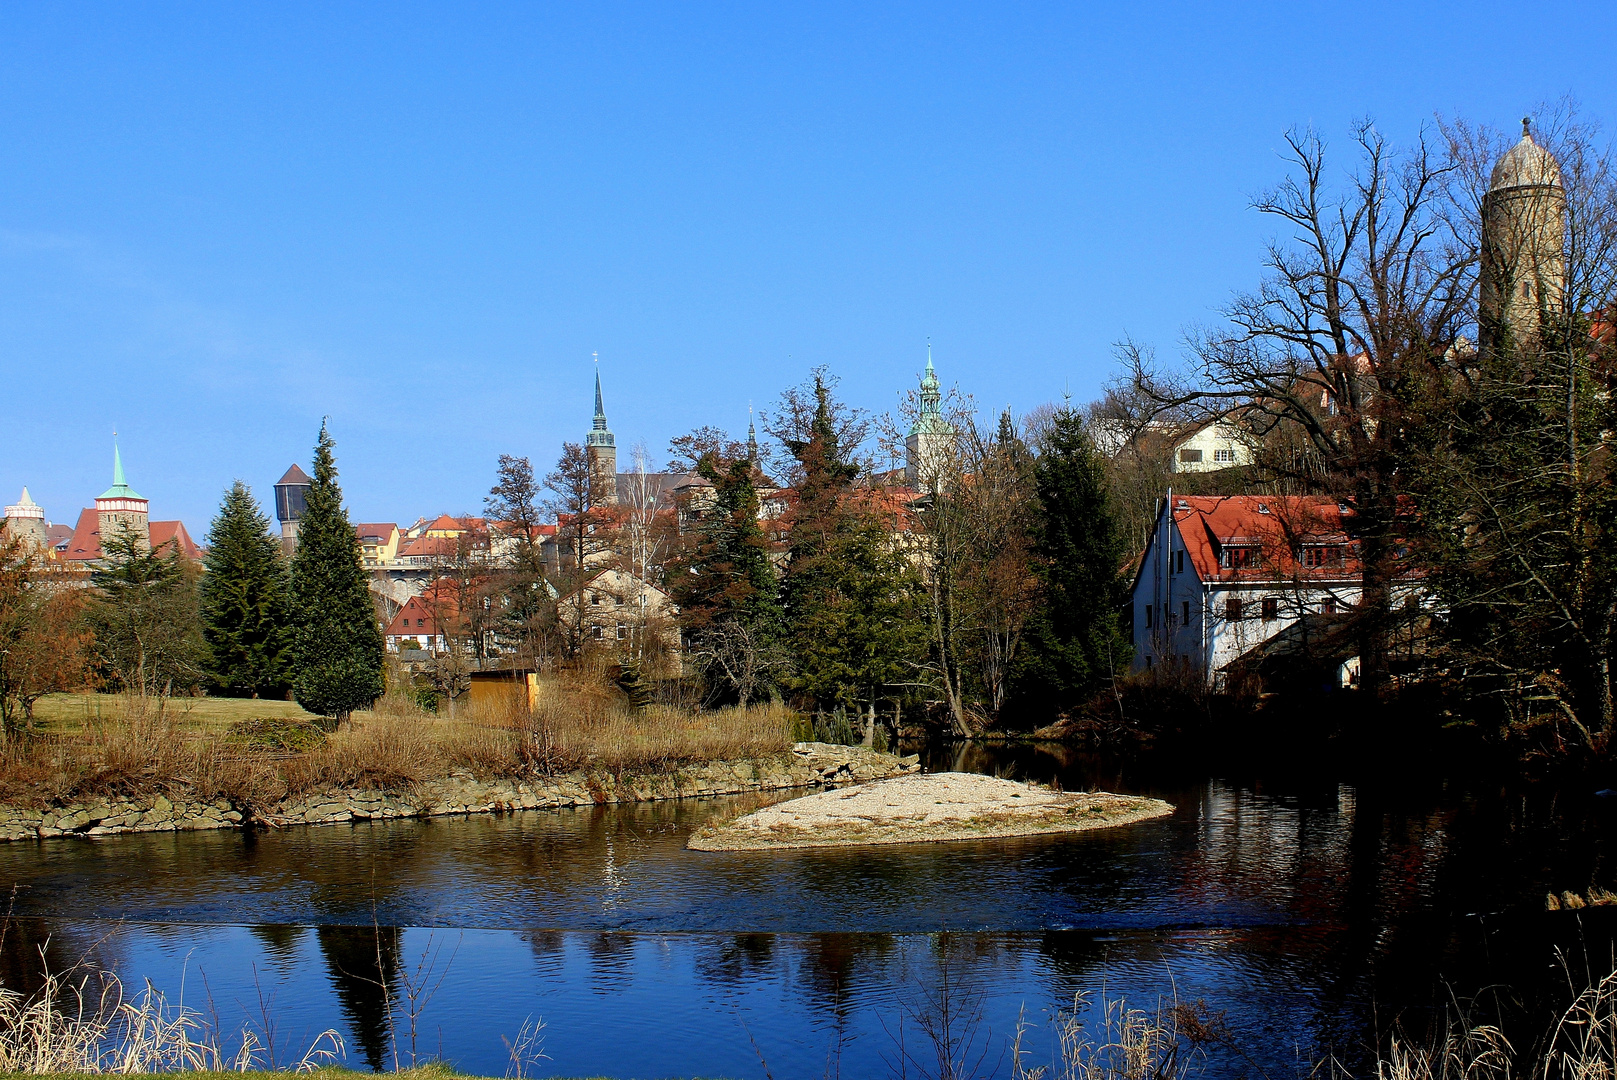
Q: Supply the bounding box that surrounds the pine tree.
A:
[778,373,925,726]
[201,481,292,697]
[288,423,385,723]
[1014,406,1130,712]
[92,525,207,697]
[670,451,785,705]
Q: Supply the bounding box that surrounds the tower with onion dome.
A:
[905,348,956,492]
[96,442,150,552]
[586,365,619,505]
[1481,119,1566,358]
[3,488,48,551]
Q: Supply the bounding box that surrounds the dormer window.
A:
[1302,545,1346,569]
[1220,546,1261,569]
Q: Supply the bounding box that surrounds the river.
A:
[1,741,1612,1077]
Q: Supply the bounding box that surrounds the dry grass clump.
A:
[0,677,800,813]
[0,964,342,1073]
[1546,887,1617,911]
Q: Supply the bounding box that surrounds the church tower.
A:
[1481,119,1566,358]
[905,350,956,492]
[3,488,48,551]
[96,442,150,553]
[586,367,619,505]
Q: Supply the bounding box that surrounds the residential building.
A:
[355,523,400,566]
[1130,494,1424,688]
[1169,419,1257,473]
[384,594,449,653]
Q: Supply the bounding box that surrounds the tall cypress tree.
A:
[201,481,292,697]
[1014,406,1130,712]
[289,423,385,723]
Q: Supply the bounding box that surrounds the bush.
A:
[226,717,328,754]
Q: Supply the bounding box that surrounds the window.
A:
[1302,545,1345,568]
[1220,547,1260,569]
[1225,598,1242,621]
[616,624,627,640]
[1261,597,1279,621]
[1321,597,1337,615]
[417,618,425,628]
[592,625,604,640]
[1175,550,1184,574]
[1179,448,1203,463]
[1182,600,1191,626]
[1143,605,1152,629]
[1213,448,1237,463]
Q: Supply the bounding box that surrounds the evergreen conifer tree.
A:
[289,423,385,723]
[1015,406,1130,711]
[778,375,925,727]
[201,481,292,697]
[670,452,785,704]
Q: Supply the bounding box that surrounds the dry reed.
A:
[0,964,342,1074]
[0,677,798,813]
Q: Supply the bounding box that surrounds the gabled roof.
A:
[1140,495,1364,589]
[354,522,398,541]
[63,509,200,561]
[276,464,312,487]
[150,521,201,560]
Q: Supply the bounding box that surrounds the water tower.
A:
[274,464,312,554]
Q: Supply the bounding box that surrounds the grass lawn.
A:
[29,692,323,736]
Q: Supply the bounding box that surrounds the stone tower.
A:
[3,488,48,551]
[97,442,150,553]
[1481,119,1566,358]
[905,350,956,492]
[586,368,618,505]
[274,463,313,555]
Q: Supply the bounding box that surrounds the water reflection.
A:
[0,750,1611,1075]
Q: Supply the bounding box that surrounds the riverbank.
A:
[0,741,918,841]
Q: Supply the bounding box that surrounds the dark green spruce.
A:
[200,481,292,698]
[1014,406,1130,711]
[288,423,385,723]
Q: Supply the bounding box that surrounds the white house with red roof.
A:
[1131,494,1424,687]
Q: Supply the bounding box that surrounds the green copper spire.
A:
[586,363,615,448]
[98,439,145,501]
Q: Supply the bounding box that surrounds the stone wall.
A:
[0,743,919,842]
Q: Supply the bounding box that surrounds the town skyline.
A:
[3,4,1614,529]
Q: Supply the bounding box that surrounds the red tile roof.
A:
[1161,495,1360,583]
[62,509,201,561]
[150,520,202,560]
[384,594,450,638]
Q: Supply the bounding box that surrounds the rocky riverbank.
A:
[0,742,919,841]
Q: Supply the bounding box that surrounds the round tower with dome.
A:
[3,488,48,551]
[1481,119,1566,358]
[905,349,956,492]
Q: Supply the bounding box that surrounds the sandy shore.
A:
[687,771,1174,851]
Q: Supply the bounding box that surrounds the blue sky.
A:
[2,2,1614,532]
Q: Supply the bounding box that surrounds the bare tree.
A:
[1122,120,1474,696]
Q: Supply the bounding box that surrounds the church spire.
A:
[585,355,618,504]
[747,405,759,464]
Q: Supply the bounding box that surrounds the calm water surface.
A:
[2,743,1614,1078]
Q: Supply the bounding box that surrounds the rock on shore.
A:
[687,772,1173,851]
[0,742,920,842]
